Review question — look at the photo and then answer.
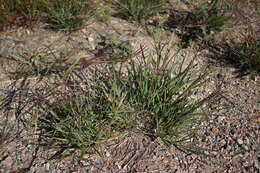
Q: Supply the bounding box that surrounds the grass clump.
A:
[43,0,94,30]
[115,0,166,20]
[226,34,260,76]
[124,44,220,144]
[165,0,230,47]
[0,0,43,29]
[38,70,132,150]
[1,40,220,155]
[0,0,101,30]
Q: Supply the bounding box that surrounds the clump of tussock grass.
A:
[115,0,167,21]
[0,39,221,157]
[0,0,106,30]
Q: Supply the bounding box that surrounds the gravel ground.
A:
[0,16,259,173]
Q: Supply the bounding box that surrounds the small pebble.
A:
[237,139,243,145]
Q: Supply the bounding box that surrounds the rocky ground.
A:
[0,2,259,173]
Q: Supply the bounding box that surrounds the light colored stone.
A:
[237,138,243,145]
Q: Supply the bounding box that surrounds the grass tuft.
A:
[0,0,43,29]
[124,43,220,144]
[165,0,230,47]
[0,0,101,30]
[1,39,220,156]
[43,0,94,30]
[226,34,260,76]
[115,0,166,20]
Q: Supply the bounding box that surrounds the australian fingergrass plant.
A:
[36,60,138,150]
[124,43,220,145]
[115,0,166,20]
[42,0,95,30]
[0,0,43,30]
[165,0,230,47]
[1,39,220,156]
[226,33,260,76]
[236,40,260,75]
[0,0,100,30]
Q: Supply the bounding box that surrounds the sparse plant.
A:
[94,34,133,59]
[5,44,68,80]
